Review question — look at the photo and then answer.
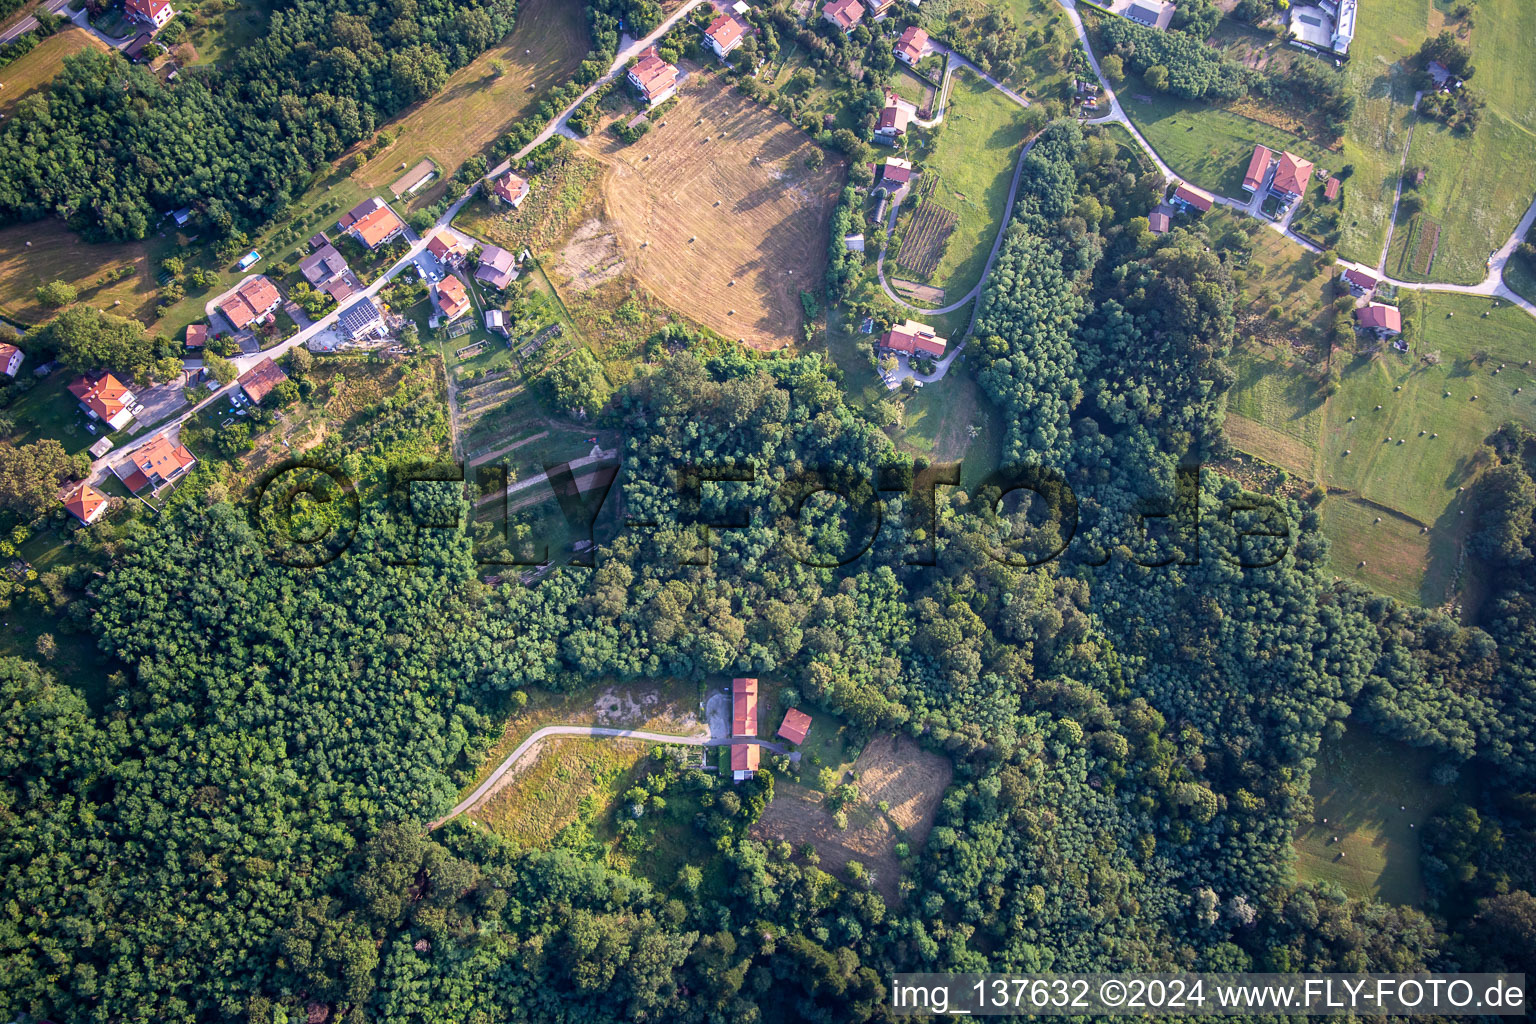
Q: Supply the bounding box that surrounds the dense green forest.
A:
[2,90,1535,1024]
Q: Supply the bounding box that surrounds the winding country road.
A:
[429,724,790,829]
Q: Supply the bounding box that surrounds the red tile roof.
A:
[1242,144,1274,192]
[1356,303,1402,333]
[491,173,530,207]
[185,324,207,348]
[0,342,21,373]
[348,204,405,249]
[426,232,461,259]
[1272,151,1314,197]
[823,0,864,30]
[880,158,913,184]
[880,319,946,357]
[1324,176,1341,200]
[705,13,745,50]
[68,373,134,421]
[731,743,760,773]
[117,433,196,493]
[777,708,812,745]
[877,101,910,134]
[219,276,281,329]
[1173,183,1214,212]
[435,275,471,320]
[1343,267,1377,290]
[125,0,170,20]
[628,49,679,102]
[896,25,927,62]
[62,482,108,524]
[732,677,758,737]
[237,356,288,404]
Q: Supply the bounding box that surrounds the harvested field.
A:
[891,279,945,305]
[752,733,951,903]
[0,28,110,118]
[896,201,958,278]
[555,218,626,292]
[587,71,844,349]
[0,218,153,325]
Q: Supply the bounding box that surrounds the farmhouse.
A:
[490,172,530,209]
[338,297,389,341]
[217,275,282,330]
[1355,303,1402,338]
[475,245,519,290]
[879,319,947,358]
[125,0,174,30]
[1121,0,1173,30]
[1171,182,1214,213]
[68,372,138,432]
[822,0,864,33]
[0,341,23,377]
[339,197,405,250]
[895,25,927,64]
[878,157,914,189]
[731,676,760,781]
[185,324,207,349]
[777,708,812,745]
[1242,145,1275,194]
[62,482,109,526]
[427,231,468,264]
[433,275,472,322]
[114,433,196,494]
[704,14,745,60]
[627,48,679,107]
[236,357,288,405]
[1270,152,1314,201]
[1342,267,1377,296]
[874,97,911,143]
[1148,210,1171,234]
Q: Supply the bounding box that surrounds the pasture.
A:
[586,71,844,350]
[0,217,154,325]
[909,69,1030,297]
[751,733,952,903]
[0,27,108,118]
[1294,727,1465,905]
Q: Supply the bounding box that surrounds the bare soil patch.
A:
[556,218,626,292]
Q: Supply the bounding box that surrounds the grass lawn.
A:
[1294,726,1467,905]
[908,69,1030,298]
[180,0,274,67]
[1211,207,1337,349]
[892,364,1007,487]
[0,27,109,118]
[348,0,589,210]
[1,369,139,455]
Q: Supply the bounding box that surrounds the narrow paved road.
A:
[429,723,790,828]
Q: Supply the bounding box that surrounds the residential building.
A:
[1270,151,1314,200]
[863,0,895,18]
[1342,267,1377,296]
[338,297,389,341]
[475,245,519,290]
[185,324,207,349]
[1123,0,1172,30]
[218,275,282,330]
[299,244,349,288]
[704,14,745,60]
[68,372,138,431]
[490,172,531,208]
[0,342,23,377]
[895,25,927,64]
[339,197,405,250]
[878,157,914,188]
[434,275,472,322]
[485,309,508,336]
[1332,0,1355,53]
[62,482,109,526]
[1324,176,1341,201]
[1171,182,1214,213]
[125,0,174,30]
[1242,145,1275,194]
[426,231,468,264]
[777,708,812,745]
[236,357,288,405]
[627,48,679,107]
[874,97,910,142]
[731,676,759,782]
[1148,210,1172,234]
[1355,302,1402,337]
[879,318,946,358]
[822,0,864,33]
[114,433,196,494]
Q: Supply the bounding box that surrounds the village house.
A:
[235,357,288,406]
[863,0,896,20]
[338,297,389,341]
[433,275,472,322]
[731,676,760,781]
[475,245,519,290]
[125,0,174,30]
[427,231,469,264]
[62,482,109,526]
[822,0,864,33]
[704,14,745,60]
[0,341,23,377]
[114,433,196,494]
[776,707,812,745]
[298,243,360,303]
[218,275,282,331]
[878,157,914,191]
[1342,267,1377,296]
[627,48,679,107]
[879,318,946,358]
[338,197,405,250]
[1122,0,1173,30]
[895,25,927,64]
[1242,145,1275,195]
[1171,182,1214,213]
[1270,151,1314,202]
[873,96,911,143]
[490,172,530,209]
[68,372,139,432]
[1148,210,1171,234]
[1355,302,1402,338]
[185,324,207,350]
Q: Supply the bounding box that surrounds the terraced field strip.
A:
[468,429,551,467]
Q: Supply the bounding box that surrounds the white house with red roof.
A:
[874,95,911,142]
[1342,267,1378,296]
[895,25,928,64]
[68,372,139,432]
[731,677,760,781]
[627,47,679,107]
[490,172,530,209]
[822,0,864,32]
[863,0,896,18]
[125,0,174,30]
[0,342,23,377]
[1270,152,1314,201]
[62,482,109,526]
[113,433,197,494]
[1355,303,1402,338]
[879,319,946,358]
[1242,145,1275,195]
[704,13,746,60]
[1171,182,1214,213]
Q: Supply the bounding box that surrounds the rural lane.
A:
[429,723,791,829]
